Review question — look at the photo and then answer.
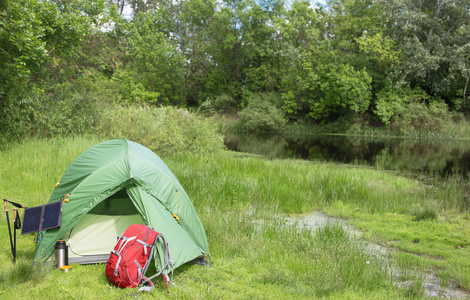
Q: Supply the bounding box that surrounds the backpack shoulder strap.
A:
[147,233,173,280]
[138,233,174,293]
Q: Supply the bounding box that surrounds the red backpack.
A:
[105,224,173,293]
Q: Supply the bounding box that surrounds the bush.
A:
[32,82,105,137]
[197,94,238,113]
[97,104,226,155]
[0,88,39,139]
[238,93,287,133]
[213,94,238,111]
[0,75,109,139]
[264,92,284,109]
[393,101,452,134]
[112,71,164,105]
[375,86,453,134]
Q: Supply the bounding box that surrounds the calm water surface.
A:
[225,133,470,177]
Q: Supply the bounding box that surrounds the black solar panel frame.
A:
[21,201,62,235]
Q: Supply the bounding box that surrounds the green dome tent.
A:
[34,139,209,272]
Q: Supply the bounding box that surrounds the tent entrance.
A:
[65,191,145,264]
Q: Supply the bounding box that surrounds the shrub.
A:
[113,71,164,105]
[266,92,285,109]
[32,83,104,137]
[238,93,287,133]
[97,104,226,155]
[393,101,452,134]
[197,94,238,113]
[0,76,108,139]
[375,86,453,134]
[0,88,39,139]
[213,94,238,111]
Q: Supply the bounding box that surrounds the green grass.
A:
[0,136,104,206]
[1,136,469,298]
[341,210,470,289]
[169,151,452,215]
[412,207,438,222]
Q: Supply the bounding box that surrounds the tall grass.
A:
[170,210,398,299]
[168,152,466,214]
[1,136,469,298]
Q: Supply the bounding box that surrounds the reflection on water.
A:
[225,133,470,177]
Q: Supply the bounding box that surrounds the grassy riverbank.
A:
[1,137,469,299]
[218,111,470,140]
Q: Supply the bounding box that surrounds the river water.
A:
[225,133,470,178]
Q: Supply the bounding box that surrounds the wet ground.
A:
[280,211,469,299]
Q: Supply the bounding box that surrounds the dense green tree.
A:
[202,0,285,104]
[280,0,373,121]
[450,26,470,112]
[379,0,470,100]
[0,0,105,137]
[281,53,372,120]
[178,0,217,104]
[108,0,127,15]
[115,12,186,105]
[281,0,320,50]
[320,0,380,58]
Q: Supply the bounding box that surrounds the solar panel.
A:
[21,201,62,234]
[42,202,62,229]
[21,206,43,234]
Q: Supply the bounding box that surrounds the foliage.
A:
[32,81,106,137]
[115,12,186,106]
[374,85,408,125]
[205,94,238,112]
[0,0,106,137]
[96,104,226,154]
[356,33,401,71]
[450,35,470,112]
[378,0,470,101]
[282,59,372,121]
[0,72,119,139]
[375,86,453,133]
[2,0,470,138]
[238,93,287,133]
[0,88,42,139]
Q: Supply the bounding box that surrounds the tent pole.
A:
[4,199,15,263]
[13,208,18,263]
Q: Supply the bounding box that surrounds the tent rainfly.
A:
[34,139,209,273]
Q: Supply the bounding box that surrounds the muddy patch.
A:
[281,211,469,299]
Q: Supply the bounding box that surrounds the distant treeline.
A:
[1,0,470,136]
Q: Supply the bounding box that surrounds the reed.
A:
[168,152,466,214]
